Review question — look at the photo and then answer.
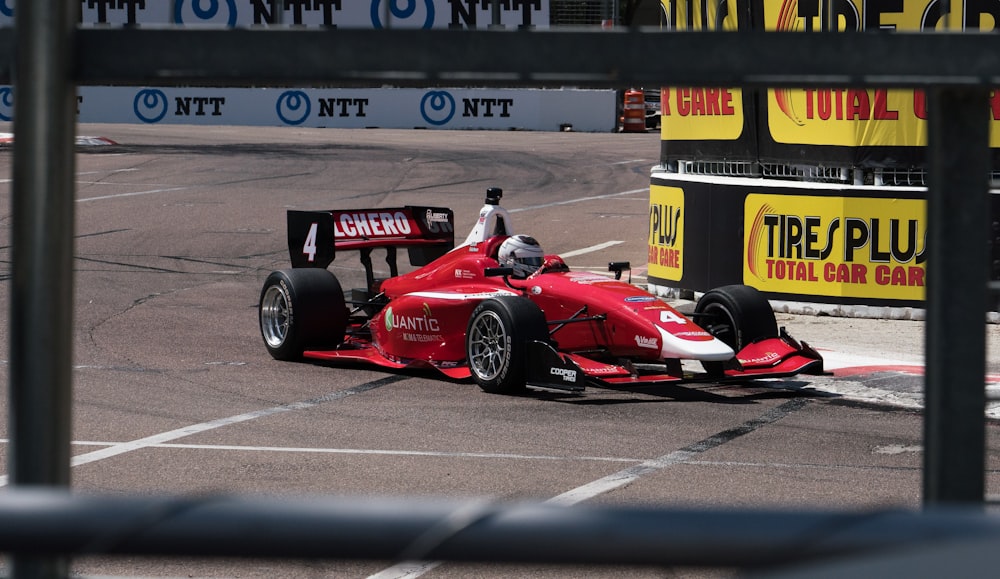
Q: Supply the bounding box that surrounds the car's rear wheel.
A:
[694,285,778,375]
[259,269,347,361]
[465,297,548,394]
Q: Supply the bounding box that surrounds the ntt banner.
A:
[0,86,614,132]
[0,0,549,29]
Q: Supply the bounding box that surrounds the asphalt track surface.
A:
[0,124,999,578]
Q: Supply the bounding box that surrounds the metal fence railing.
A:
[1,490,999,570]
[3,0,998,576]
[550,0,615,26]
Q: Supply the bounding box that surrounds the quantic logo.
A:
[174,0,238,27]
[0,0,12,18]
[276,90,312,125]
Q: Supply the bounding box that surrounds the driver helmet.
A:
[498,234,544,278]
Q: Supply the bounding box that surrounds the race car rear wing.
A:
[287,207,455,276]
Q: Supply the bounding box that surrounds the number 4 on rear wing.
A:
[286,206,455,271]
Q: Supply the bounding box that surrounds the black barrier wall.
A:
[646,174,966,309]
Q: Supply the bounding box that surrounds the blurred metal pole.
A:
[9,0,78,576]
[924,87,989,505]
[1,491,1000,567]
[490,0,503,29]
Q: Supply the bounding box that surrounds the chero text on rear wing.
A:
[286,206,455,289]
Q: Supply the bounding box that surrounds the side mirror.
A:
[485,266,514,278]
[608,261,631,281]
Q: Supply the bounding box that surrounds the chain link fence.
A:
[551,0,617,26]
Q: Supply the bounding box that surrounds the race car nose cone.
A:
[656,326,735,362]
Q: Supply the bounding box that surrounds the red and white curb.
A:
[0,133,118,146]
[808,349,1000,419]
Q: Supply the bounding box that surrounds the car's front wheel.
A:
[465,297,548,394]
[259,269,347,361]
[694,285,778,375]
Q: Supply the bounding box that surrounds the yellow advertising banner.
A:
[764,0,985,33]
[768,88,934,146]
[660,87,744,140]
[660,0,742,31]
[659,1,744,141]
[648,184,685,281]
[763,0,1000,147]
[743,193,927,301]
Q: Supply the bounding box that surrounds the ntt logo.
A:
[0,87,13,121]
[174,0,238,27]
[370,0,435,29]
[133,89,169,124]
[276,91,312,125]
[420,91,455,126]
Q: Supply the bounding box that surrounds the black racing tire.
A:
[694,285,778,375]
[465,296,549,394]
[259,269,347,361]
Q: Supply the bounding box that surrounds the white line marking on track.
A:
[688,459,918,471]
[508,187,647,213]
[0,376,406,488]
[76,168,141,176]
[559,240,624,258]
[368,399,808,579]
[145,444,641,463]
[77,186,192,202]
[0,440,642,464]
[370,561,443,579]
[873,445,923,455]
[547,399,807,506]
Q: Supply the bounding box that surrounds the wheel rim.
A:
[261,285,290,348]
[468,310,507,381]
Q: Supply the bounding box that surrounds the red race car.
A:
[259,187,823,393]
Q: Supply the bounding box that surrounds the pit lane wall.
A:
[649,0,1000,315]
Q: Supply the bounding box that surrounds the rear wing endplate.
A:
[287,206,455,271]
